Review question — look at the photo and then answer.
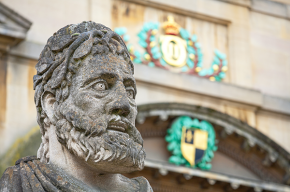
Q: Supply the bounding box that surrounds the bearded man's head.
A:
[33,21,145,173]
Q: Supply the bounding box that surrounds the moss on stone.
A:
[0,126,41,176]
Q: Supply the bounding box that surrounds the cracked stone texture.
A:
[0,21,152,192]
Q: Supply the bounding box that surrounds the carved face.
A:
[57,52,145,173]
[70,53,138,134]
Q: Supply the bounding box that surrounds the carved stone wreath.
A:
[165,116,218,170]
[115,22,228,82]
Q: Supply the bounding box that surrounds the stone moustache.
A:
[0,21,152,192]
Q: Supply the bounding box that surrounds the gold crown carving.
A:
[162,16,180,36]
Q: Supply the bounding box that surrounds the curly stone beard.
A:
[51,101,145,173]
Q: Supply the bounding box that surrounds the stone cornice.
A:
[134,64,290,116]
[0,2,32,30]
[0,2,32,51]
[145,159,290,191]
[118,0,231,25]
[122,0,290,22]
[137,103,290,185]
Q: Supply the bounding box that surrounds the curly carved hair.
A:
[33,21,133,162]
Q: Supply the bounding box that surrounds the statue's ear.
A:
[41,91,56,121]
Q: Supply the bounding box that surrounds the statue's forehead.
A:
[78,54,132,80]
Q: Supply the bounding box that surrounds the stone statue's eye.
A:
[93,82,106,91]
[126,89,134,99]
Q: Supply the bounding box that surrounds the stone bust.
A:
[0,21,152,192]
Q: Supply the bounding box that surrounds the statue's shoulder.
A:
[1,156,153,192]
[131,176,153,192]
[0,165,20,192]
[0,156,38,192]
[1,156,79,192]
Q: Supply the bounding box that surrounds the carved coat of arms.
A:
[181,127,208,166]
[165,116,217,170]
[115,16,228,82]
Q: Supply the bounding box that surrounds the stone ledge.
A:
[10,41,44,59]
[134,64,290,115]
[122,0,231,25]
[134,64,263,106]
[143,0,290,21]
[263,95,290,115]
[145,159,290,191]
[251,0,290,20]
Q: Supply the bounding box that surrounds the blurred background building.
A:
[0,0,290,191]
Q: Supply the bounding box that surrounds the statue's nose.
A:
[109,82,130,117]
[111,107,130,117]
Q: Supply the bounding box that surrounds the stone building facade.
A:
[0,0,290,191]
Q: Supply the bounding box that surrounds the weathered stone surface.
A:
[0,156,151,191]
[2,0,290,157]
[0,21,152,191]
[0,127,40,177]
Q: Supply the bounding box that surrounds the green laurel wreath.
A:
[165,116,218,170]
[115,22,228,81]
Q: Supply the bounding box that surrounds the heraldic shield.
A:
[181,127,208,166]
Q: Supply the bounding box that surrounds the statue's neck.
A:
[47,125,133,191]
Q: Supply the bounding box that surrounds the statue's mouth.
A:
[107,121,128,133]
